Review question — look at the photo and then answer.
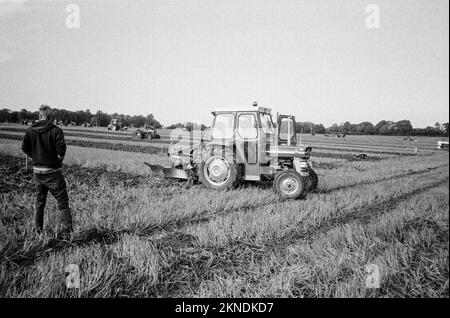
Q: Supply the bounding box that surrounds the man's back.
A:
[22,120,66,169]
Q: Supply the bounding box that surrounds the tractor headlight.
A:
[299,160,308,169]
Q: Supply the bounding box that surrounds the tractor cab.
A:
[208,104,311,183]
[107,118,127,131]
[209,106,274,178]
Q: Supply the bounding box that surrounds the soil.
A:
[0,154,185,194]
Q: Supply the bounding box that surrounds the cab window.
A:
[238,114,258,139]
[211,113,234,139]
[279,117,296,141]
[260,113,275,134]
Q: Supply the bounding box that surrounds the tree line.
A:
[0,108,162,129]
[296,120,449,137]
[0,107,448,136]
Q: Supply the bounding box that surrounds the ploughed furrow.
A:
[279,185,449,298]
[6,175,444,297]
[0,194,285,266]
[300,138,439,151]
[2,160,447,268]
[0,126,132,136]
[0,133,409,163]
[0,127,174,144]
[145,176,449,297]
[0,133,165,154]
[279,177,449,246]
[314,145,417,156]
[0,132,423,161]
[129,163,450,245]
[319,164,449,194]
[0,153,186,194]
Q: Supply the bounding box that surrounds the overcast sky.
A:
[0,0,448,127]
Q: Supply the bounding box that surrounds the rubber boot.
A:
[34,207,44,234]
[57,208,73,240]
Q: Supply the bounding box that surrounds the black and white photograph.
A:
[0,0,448,302]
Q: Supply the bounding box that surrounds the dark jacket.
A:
[22,120,67,168]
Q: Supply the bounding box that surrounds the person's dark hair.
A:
[39,105,54,121]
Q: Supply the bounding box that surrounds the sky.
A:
[0,0,448,127]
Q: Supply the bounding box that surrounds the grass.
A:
[0,132,448,298]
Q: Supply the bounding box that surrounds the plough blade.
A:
[144,162,189,180]
[162,168,189,180]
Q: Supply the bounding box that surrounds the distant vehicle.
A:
[134,124,160,140]
[107,118,127,131]
[437,141,449,150]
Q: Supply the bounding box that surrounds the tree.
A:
[313,124,326,134]
[146,113,162,129]
[395,120,413,135]
[84,109,92,123]
[374,120,387,134]
[328,123,339,133]
[130,115,146,128]
[0,108,10,123]
[379,123,392,135]
[342,121,352,134]
[356,122,375,135]
[95,110,111,127]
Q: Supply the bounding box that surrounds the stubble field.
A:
[0,123,448,297]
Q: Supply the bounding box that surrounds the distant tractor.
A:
[145,104,318,199]
[134,124,161,140]
[107,118,127,131]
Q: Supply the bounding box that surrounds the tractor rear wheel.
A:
[273,170,307,199]
[198,152,241,191]
[306,169,318,192]
[135,131,143,140]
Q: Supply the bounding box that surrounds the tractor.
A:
[145,104,318,199]
[135,124,161,140]
[107,118,127,131]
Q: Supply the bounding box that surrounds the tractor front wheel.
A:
[306,169,318,192]
[198,154,241,191]
[274,170,307,199]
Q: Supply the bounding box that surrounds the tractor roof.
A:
[212,106,272,115]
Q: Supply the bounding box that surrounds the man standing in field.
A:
[22,105,73,239]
